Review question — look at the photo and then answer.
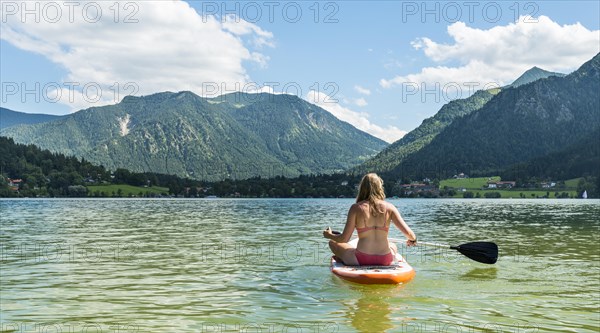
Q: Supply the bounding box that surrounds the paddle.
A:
[389,239,498,264]
[327,228,498,264]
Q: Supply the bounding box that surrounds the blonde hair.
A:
[356,173,386,215]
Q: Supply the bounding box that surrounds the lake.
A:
[1,199,598,332]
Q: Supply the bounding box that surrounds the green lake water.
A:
[1,199,598,332]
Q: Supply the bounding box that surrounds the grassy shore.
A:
[87,184,169,197]
[440,177,580,198]
[450,189,578,198]
[440,176,501,189]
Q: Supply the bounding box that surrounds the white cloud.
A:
[354,98,368,107]
[0,1,274,111]
[306,90,406,143]
[354,85,371,95]
[381,16,600,91]
[222,14,275,48]
[244,85,295,95]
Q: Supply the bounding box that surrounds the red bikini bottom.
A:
[355,249,394,266]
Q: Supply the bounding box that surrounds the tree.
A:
[484,192,501,198]
[67,185,87,197]
[129,173,147,186]
[577,176,598,198]
[113,168,132,184]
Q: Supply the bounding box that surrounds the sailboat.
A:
[582,190,588,199]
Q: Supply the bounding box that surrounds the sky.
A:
[1,1,599,143]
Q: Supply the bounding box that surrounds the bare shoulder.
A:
[349,203,362,213]
[383,201,400,213]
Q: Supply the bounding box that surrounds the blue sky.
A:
[1,1,599,142]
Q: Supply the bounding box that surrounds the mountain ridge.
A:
[509,66,566,88]
[353,88,499,175]
[356,60,590,178]
[1,91,387,181]
[0,107,63,130]
[387,53,600,179]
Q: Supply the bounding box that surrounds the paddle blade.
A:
[451,242,498,264]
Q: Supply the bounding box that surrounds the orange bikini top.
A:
[356,224,389,233]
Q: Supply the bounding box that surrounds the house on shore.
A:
[487,181,516,189]
[5,178,22,191]
[399,183,439,196]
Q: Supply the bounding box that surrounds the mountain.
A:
[356,66,568,176]
[217,93,384,173]
[1,92,386,181]
[353,89,499,175]
[0,107,62,130]
[500,127,600,182]
[388,53,600,180]
[509,66,566,88]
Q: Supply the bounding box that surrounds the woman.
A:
[323,173,417,266]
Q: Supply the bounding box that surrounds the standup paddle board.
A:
[330,238,415,285]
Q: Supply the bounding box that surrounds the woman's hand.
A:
[406,237,417,247]
[323,227,333,239]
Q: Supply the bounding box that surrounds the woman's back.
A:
[355,200,392,255]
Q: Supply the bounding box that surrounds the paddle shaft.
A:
[420,241,453,249]
[388,238,453,249]
[332,233,451,249]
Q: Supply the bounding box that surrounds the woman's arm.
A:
[323,204,357,243]
[388,203,417,245]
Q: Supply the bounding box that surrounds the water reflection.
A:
[338,283,415,333]
[346,288,394,333]
[460,267,498,280]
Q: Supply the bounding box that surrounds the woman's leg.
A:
[389,243,398,255]
[389,243,399,263]
[329,240,359,265]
